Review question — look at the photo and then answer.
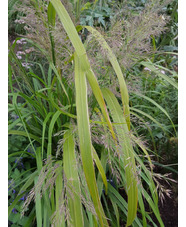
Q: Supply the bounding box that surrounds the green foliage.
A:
[8,0,26,35]
[80,3,113,28]
[8,0,177,226]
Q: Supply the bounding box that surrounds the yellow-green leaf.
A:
[63,130,84,227]
[74,52,108,227]
[92,146,108,194]
[84,26,130,129]
[102,88,138,226]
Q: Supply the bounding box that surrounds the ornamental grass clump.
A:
[8,0,177,226]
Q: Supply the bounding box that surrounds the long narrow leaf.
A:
[141,61,178,89]
[55,161,65,227]
[63,130,84,227]
[130,107,169,136]
[74,52,108,226]
[47,110,61,157]
[85,26,130,129]
[102,88,138,226]
[92,146,108,195]
[34,176,42,227]
[132,92,177,135]
[9,130,42,144]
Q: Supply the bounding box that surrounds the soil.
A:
[158,193,178,227]
[148,177,178,227]
[8,33,18,45]
[119,175,178,227]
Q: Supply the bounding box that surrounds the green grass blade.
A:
[55,161,65,227]
[18,92,46,118]
[34,176,42,227]
[9,169,37,191]
[49,62,70,103]
[8,63,13,93]
[42,112,54,159]
[43,192,52,227]
[130,107,169,136]
[134,154,158,205]
[48,1,56,65]
[131,134,153,171]
[47,110,61,157]
[24,208,35,227]
[102,193,112,222]
[141,188,164,227]
[96,149,107,197]
[138,190,147,227]
[28,71,48,88]
[141,61,178,89]
[63,130,84,227]
[8,151,35,159]
[108,184,142,227]
[110,198,120,227]
[35,147,43,172]
[9,130,42,144]
[102,88,138,226]
[130,111,157,154]
[82,208,90,226]
[85,68,117,143]
[132,92,177,135]
[74,52,108,227]
[12,93,38,153]
[84,26,130,129]
[92,146,108,194]
[8,112,34,131]
[49,97,76,119]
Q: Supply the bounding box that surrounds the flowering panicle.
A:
[105,0,170,69]
[14,0,75,79]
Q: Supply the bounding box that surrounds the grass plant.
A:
[8,0,177,226]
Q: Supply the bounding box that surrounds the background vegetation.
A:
[8,0,178,226]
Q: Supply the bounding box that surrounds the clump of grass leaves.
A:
[8,0,177,226]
